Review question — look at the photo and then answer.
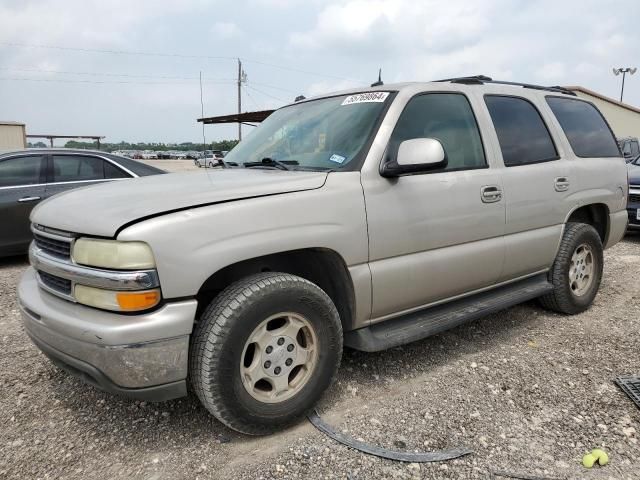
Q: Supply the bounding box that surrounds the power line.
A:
[245,84,287,102]
[0,66,234,81]
[247,80,301,95]
[242,85,261,110]
[246,59,363,83]
[1,42,235,61]
[0,42,364,82]
[0,76,235,85]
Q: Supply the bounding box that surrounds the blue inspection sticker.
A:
[329,154,346,164]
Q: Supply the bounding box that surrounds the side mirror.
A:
[381,138,447,177]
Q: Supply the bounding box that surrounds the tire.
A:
[208,162,214,168]
[190,272,343,435]
[539,222,604,314]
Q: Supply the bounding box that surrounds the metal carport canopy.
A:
[197,110,275,125]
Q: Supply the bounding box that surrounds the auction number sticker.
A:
[341,92,389,105]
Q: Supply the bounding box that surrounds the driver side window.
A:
[388,93,486,171]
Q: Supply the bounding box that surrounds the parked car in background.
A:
[619,137,640,163]
[194,150,225,167]
[0,149,165,257]
[628,159,640,230]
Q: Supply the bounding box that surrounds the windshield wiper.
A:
[243,157,298,171]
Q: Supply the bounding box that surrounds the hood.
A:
[628,163,640,185]
[32,169,328,237]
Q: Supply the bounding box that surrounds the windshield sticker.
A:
[329,154,346,164]
[341,91,389,105]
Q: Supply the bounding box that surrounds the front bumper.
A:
[627,204,640,230]
[18,267,198,401]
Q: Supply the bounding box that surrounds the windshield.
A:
[224,92,391,170]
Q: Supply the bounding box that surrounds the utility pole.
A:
[237,59,247,141]
[613,67,637,102]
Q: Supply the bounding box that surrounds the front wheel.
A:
[190,273,343,435]
[539,222,603,314]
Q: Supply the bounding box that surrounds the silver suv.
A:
[18,77,628,435]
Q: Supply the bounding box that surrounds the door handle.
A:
[18,196,41,203]
[481,185,502,203]
[554,177,570,192]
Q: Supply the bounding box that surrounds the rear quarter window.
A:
[545,97,621,158]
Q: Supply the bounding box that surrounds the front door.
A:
[362,92,506,320]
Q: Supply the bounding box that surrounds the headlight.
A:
[72,238,155,269]
[75,285,161,312]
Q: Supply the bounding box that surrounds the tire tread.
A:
[189,272,342,435]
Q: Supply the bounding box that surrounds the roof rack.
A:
[434,75,576,96]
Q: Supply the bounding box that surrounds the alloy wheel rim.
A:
[569,243,594,297]
[240,312,318,403]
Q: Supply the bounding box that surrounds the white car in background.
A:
[194,151,225,168]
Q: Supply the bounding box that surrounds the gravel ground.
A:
[1,235,639,479]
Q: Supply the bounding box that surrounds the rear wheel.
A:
[190,272,342,435]
[539,222,603,314]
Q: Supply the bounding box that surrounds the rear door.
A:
[45,154,115,199]
[0,154,47,254]
[483,94,573,280]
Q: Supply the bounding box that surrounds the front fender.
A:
[117,172,369,299]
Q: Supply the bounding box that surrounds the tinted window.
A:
[0,155,44,187]
[546,97,620,158]
[52,155,104,182]
[388,93,486,170]
[104,161,129,179]
[485,96,557,166]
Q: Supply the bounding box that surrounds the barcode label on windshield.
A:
[341,92,389,105]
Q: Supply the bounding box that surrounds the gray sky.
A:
[1,0,639,143]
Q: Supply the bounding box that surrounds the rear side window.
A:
[0,155,45,187]
[52,155,104,182]
[104,161,129,179]
[547,97,621,158]
[485,95,558,166]
[388,93,486,170]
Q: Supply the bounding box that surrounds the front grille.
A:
[34,233,71,259]
[629,193,640,204]
[39,271,72,295]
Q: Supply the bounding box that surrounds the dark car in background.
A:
[619,137,640,163]
[628,158,640,230]
[0,149,165,257]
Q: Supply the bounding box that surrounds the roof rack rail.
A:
[434,76,576,96]
[435,75,492,84]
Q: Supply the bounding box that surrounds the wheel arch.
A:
[195,248,357,332]
[565,203,609,244]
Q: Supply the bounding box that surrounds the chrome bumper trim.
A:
[29,244,160,294]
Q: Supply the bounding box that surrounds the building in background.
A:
[566,86,640,140]
[0,121,26,149]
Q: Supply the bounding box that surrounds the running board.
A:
[344,274,553,352]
